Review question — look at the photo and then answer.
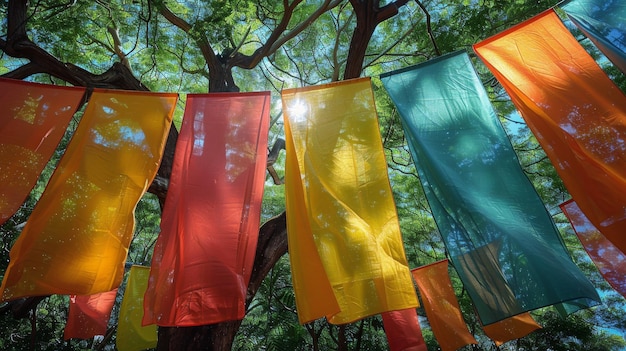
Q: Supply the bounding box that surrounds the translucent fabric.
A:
[474,9,626,257]
[482,312,541,346]
[381,309,427,351]
[143,92,270,326]
[64,289,118,340]
[117,266,157,351]
[381,51,599,325]
[561,0,626,74]
[560,199,626,298]
[0,78,85,225]
[282,77,418,324]
[0,90,176,301]
[411,260,477,351]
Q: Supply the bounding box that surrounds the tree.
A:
[2,0,625,350]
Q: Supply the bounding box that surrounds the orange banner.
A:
[382,309,427,351]
[561,199,626,298]
[0,90,176,301]
[0,78,85,225]
[143,92,270,326]
[411,260,477,351]
[117,266,157,351]
[282,77,418,324]
[474,10,626,254]
[64,289,118,340]
[482,312,541,346]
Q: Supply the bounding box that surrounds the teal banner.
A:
[380,51,599,325]
[561,0,626,74]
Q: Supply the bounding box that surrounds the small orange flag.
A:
[411,260,477,351]
[64,289,118,340]
[482,312,541,346]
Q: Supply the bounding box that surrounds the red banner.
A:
[64,289,118,340]
[143,92,270,326]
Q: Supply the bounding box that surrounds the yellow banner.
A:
[0,90,176,301]
[282,77,418,324]
[117,266,157,351]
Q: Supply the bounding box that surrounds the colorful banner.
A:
[560,199,626,298]
[117,266,157,351]
[381,309,427,351]
[64,289,118,340]
[381,50,599,324]
[143,92,270,326]
[473,9,626,257]
[482,312,541,346]
[411,260,477,351]
[282,77,418,324]
[0,78,85,225]
[561,0,626,74]
[0,89,176,301]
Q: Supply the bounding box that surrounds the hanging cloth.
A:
[411,260,478,351]
[63,288,118,340]
[560,199,626,298]
[143,92,270,326]
[117,266,157,351]
[474,9,626,257]
[482,312,541,346]
[282,77,418,324]
[560,0,626,74]
[381,50,599,325]
[381,308,427,351]
[0,89,176,301]
[0,78,85,225]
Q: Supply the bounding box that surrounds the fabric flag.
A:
[64,289,118,340]
[473,9,626,257]
[117,266,157,351]
[0,89,177,301]
[411,260,477,351]
[482,312,541,346]
[560,0,626,74]
[381,309,427,351]
[282,77,418,324]
[381,50,599,324]
[560,199,626,298]
[143,92,270,327]
[0,78,85,225]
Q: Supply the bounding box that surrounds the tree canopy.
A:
[1,0,626,350]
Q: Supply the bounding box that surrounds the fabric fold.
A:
[282,77,418,324]
[0,89,176,301]
[143,92,270,326]
[0,78,85,225]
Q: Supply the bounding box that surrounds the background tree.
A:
[1,0,625,350]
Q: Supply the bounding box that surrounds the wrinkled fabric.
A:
[282,77,418,324]
[411,260,477,351]
[117,266,157,351]
[0,78,85,225]
[381,309,427,351]
[561,0,626,74]
[482,312,541,346]
[143,92,270,326]
[0,90,176,301]
[381,50,599,325]
[64,289,118,340]
[560,199,626,298]
[474,9,626,257]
